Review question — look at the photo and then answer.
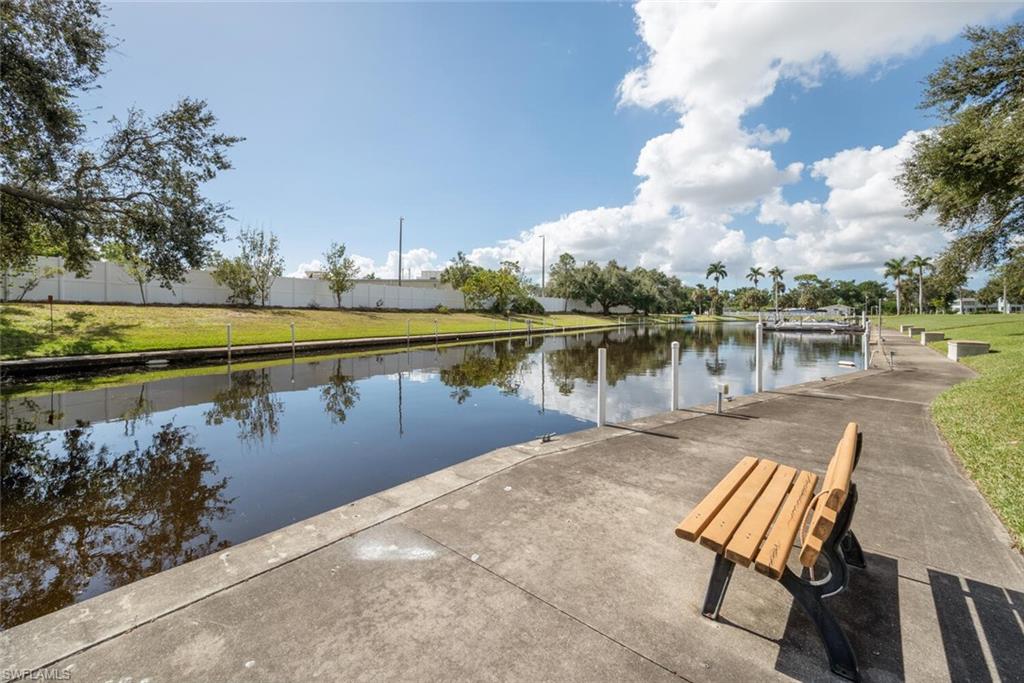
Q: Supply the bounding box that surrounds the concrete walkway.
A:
[3,332,1022,681]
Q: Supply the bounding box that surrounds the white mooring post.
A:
[862,321,870,370]
[597,348,607,426]
[755,321,764,393]
[670,341,680,410]
[290,322,296,357]
[226,323,232,364]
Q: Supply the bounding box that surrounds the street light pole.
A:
[541,235,546,293]
[398,216,404,287]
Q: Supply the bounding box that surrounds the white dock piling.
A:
[226,323,232,364]
[670,341,680,410]
[755,321,764,393]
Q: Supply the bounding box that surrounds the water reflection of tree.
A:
[0,420,232,629]
[546,328,670,394]
[320,360,360,423]
[439,340,534,404]
[204,369,283,443]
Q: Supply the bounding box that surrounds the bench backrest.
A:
[799,421,861,567]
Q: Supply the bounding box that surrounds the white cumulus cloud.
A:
[463,1,1017,283]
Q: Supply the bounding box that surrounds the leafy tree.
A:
[625,267,660,314]
[856,280,889,310]
[884,257,909,315]
[0,1,242,284]
[908,255,934,313]
[898,24,1024,268]
[321,242,359,308]
[239,228,283,306]
[933,245,972,311]
[101,241,154,304]
[440,251,482,290]
[461,267,522,312]
[547,253,581,310]
[209,254,255,305]
[593,260,628,314]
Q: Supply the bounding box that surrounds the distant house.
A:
[818,304,854,317]
[997,296,1024,313]
[952,297,990,314]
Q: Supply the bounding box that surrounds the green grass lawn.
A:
[0,302,624,360]
[889,313,1024,548]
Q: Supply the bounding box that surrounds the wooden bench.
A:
[676,422,866,681]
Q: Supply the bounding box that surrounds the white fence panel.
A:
[4,256,608,313]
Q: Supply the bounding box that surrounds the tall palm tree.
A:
[706,261,727,286]
[746,266,764,288]
[884,257,909,316]
[908,255,933,313]
[705,261,727,315]
[768,266,785,315]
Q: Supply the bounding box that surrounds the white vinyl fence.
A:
[3,256,628,313]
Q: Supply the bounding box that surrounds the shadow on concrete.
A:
[929,568,1024,682]
[606,424,678,439]
[678,408,759,421]
[766,390,846,401]
[774,552,904,681]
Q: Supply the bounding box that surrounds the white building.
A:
[950,297,1021,313]
[997,296,1023,313]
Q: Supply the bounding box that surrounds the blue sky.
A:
[89,2,1020,287]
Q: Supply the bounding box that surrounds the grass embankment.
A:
[0,303,620,360]
[890,313,1024,548]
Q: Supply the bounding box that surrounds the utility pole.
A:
[398,216,404,286]
[541,235,546,293]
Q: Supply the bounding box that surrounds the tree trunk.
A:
[918,270,924,314]
[137,279,147,305]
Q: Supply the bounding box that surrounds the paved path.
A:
[4,332,1022,682]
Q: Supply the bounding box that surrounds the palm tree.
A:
[768,266,785,315]
[706,261,727,286]
[884,257,909,316]
[746,266,764,288]
[690,284,708,315]
[908,255,933,313]
[705,261,727,315]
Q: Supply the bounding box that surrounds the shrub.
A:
[509,294,544,315]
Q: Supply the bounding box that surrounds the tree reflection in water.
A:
[439,339,535,404]
[0,420,232,629]
[321,360,361,423]
[204,368,284,443]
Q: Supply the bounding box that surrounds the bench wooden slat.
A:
[754,470,818,580]
[675,456,758,542]
[699,459,779,553]
[724,465,797,567]
[822,422,858,511]
[800,493,846,567]
[796,422,858,569]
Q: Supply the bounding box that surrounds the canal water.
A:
[0,323,861,628]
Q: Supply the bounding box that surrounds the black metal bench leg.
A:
[841,531,866,569]
[781,567,860,682]
[701,553,735,619]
